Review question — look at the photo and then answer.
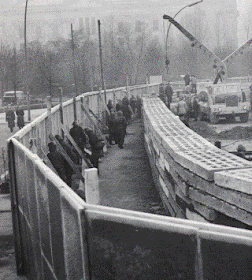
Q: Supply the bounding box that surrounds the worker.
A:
[16,106,25,129]
[115,110,127,149]
[6,106,15,132]
[164,82,173,109]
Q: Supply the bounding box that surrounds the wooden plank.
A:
[81,103,108,145]
[188,187,252,226]
[49,134,84,182]
[89,108,109,131]
[40,146,59,176]
[191,201,217,222]
[168,154,252,215]
[61,125,93,168]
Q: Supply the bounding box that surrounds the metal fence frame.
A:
[8,83,252,279]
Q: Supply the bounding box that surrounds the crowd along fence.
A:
[7,82,252,279]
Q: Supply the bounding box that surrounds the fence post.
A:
[59,87,64,137]
[46,96,52,143]
[84,168,100,205]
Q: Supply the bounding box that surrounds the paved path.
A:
[99,118,166,215]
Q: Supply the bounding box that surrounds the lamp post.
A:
[163,0,203,76]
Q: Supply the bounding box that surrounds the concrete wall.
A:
[142,96,252,228]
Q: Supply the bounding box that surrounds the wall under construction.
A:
[8,83,252,279]
[143,96,252,228]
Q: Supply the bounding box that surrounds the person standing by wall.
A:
[84,128,104,173]
[192,95,200,121]
[190,75,197,93]
[115,111,127,149]
[121,96,132,122]
[183,74,190,86]
[159,83,165,103]
[177,96,188,119]
[6,106,15,132]
[108,108,116,145]
[16,106,25,129]
[129,95,137,115]
[164,82,173,109]
[47,142,66,182]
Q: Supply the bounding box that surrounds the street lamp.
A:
[163,0,203,75]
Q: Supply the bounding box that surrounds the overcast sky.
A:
[1,0,251,44]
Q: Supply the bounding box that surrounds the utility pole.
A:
[24,0,31,121]
[13,45,17,104]
[71,23,78,121]
[98,20,107,104]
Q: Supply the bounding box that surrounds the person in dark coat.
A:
[6,107,15,132]
[55,135,79,187]
[70,122,87,151]
[121,96,132,122]
[237,145,246,159]
[107,99,114,112]
[183,74,191,86]
[192,96,200,121]
[115,102,122,113]
[115,111,127,149]
[69,122,88,164]
[16,107,25,129]
[164,83,173,109]
[129,95,137,114]
[47,142,66,182]
[136,96,142,118]
[84,128,104,173]
[108,109,117,145]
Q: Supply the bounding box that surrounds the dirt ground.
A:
[189,120,252,140]
[188,115,252,153]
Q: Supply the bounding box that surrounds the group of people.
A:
[183,74,197,94]
[46,94,142,186]
[47,122,105,187]
[107,95,142,149]
[5,106,25,132]
[159,78,200,126]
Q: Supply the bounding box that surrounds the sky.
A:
[1,0,251,44]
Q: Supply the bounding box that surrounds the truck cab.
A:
[197,83,250,124]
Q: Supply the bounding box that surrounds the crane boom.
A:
[163,14,226,83]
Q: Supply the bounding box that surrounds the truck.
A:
[197,83,250,124]
[163,14,252,124]
[2,91,26,106]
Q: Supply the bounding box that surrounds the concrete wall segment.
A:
[215,169,252,195]
[143,96,252,226]
[174,148,252,181]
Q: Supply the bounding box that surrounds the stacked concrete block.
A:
[142,96,252,227]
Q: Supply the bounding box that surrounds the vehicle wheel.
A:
[210,114,218,124]
[240,113,249,123]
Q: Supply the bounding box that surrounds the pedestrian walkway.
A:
[99,118,166,215]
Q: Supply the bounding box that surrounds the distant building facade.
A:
[0,0,238,50]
